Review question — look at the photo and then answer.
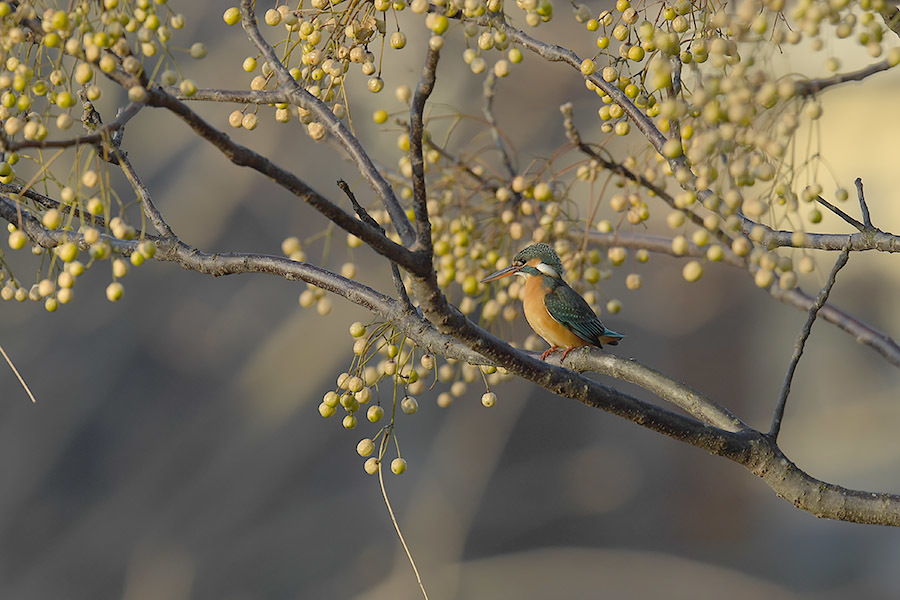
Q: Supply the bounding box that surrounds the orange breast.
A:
[522,275,588,348]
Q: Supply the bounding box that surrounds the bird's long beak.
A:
[481,264,522,283]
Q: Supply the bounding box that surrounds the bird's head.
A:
[481,243,564,283]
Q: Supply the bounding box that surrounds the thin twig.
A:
[1,101,142,156]
[409,46,440,254]
[770,243,852,439]
[0,342,36,403]
[238,0,416,247]
[855,177,873,229]
[796,60,894,96]
[144,86,421,269]
[815,195,866,231]
[114,146,178,241]
[337,179,413,310]
[482,73,517,179]
[377,448,429,600]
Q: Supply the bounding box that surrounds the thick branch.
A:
[407,261,900,525]
[3,190,898,525]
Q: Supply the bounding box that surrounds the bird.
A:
[481,243,625,361]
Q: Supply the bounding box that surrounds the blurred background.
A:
[0,1,899,598]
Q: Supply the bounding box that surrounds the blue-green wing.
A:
[543,281,625,346]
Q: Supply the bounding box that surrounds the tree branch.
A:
[0,101,143,154]
[855,177,873,230]
[409,46,440,254]
[143,86,425,271]
[3,188,899,525]
[238,0,416,247]
[337,178,413,310]
[796,59,894,96]
[482,73,517,179]
[770,244,851,439]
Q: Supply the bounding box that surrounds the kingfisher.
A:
[481,243,625,361]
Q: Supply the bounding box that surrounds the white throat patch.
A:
[535,262,559,278]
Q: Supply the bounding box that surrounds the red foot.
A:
[560,346,582,361]
[540,346,560,360]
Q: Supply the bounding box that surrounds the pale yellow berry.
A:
[42,209,62,229]
[367,404,384,422]
[798,256,815,273]
[112,258,128,278]
[37,278,55,298]
[265,8,282,26]
[608,246,627,266]
[242,113,258,130]
[8,229,27,250]
[318,402,336,417]
[316,296,332,316]
[106,281,124,301]
[481,391,497,407]
[400,396,419,414]
[349,322,367,337]
[57,242,78,262]
[682,260,703,282]
[390,457,407,475]
[179,79,197,96]
[364,457,379,474]
[706,245,724,262]
[357,438,375,457]
[779,271,798,290]
[223,7,241,25]
[754,268,775,288]
[731,237,752,257]
[128,85,147,102]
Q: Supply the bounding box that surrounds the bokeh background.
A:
[0,1,899,598]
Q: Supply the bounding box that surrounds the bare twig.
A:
[770,243,852,439]
[409,46,440,254]
[377,437,429,600]
[855,177,873,230]
[815,195,866,231]
[238,0,416,247]
[482,73,517,179]
[337,179,413,310]
[144,86,424,270]
[796,60,894,96]
[0,101,142,155]
[114,147,177,241]
[0,342,36,403]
